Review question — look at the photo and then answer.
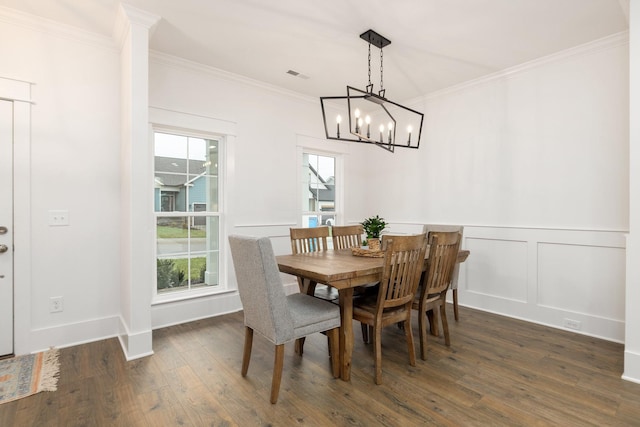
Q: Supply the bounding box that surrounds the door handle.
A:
[0,226,6,235]
[0,244,8,253]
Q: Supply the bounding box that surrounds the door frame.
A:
[1,77,32,356]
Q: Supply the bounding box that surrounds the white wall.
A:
[364,34,630,343]
[0,9,122,353]
[625,0,640,383]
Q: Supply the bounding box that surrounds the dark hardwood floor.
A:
[2,305,640,426]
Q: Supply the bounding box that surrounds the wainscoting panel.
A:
[459,226,626,342]
[537,242,625,320]
[465,237,528,303]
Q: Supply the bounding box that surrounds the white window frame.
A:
[296,142,345,232]
[150,107,235,304]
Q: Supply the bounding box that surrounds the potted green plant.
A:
[361,215,387,250]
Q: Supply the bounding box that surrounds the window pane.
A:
[155,133,187,212]
[303,214,319,228]
[157,256,187,291]
[192,216,219,287]
[154,131,221,296]
[187,137,207,161]
[207,176,219,212]
[302,153,336,226]
[157,217,190,257]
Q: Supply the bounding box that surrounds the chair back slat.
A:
[332,225,364,249]
[290,226,330,254]
[377,234,427,311]
[421,231,461,297]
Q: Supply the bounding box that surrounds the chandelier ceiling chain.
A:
[319,29,425,153]
[380,45,384,94]
[367,42,372,89]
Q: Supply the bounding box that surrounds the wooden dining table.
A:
[276,247,470,381]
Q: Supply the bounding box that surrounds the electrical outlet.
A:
[563,318,581,330]
[48,210,69,226]
[50,296,64,313]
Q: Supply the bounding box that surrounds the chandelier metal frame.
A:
[320,29,424,153]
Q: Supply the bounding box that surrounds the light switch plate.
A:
[48,210,69,226]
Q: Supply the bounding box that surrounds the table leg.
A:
[338,287,354,381]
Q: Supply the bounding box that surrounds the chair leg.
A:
[404,317,416,367]
[374,324,383,385]
[418,307,428,361]
[327,327,340,378]
[295,337,305,355]
[453,289,459,321]
[242,326,253,377]
[270,344,285,404]
[428,309,439,336]
[361,323,369,343]
[440,299,451,347]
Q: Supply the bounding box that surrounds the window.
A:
[301,152,337,229]
[154,131,221,295]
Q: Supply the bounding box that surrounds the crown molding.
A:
[113,3,161,50]
[149,51,318,105]
[420,30,629,102]
[0,5,116,52]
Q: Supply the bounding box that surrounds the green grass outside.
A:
[157,225,206,238]
[173,257,206,282]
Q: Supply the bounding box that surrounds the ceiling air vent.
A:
[286,69,310,80]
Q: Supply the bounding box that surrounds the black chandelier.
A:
[320,29,424,153]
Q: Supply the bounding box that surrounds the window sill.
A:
[152,286,237,306]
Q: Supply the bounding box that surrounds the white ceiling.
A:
[1,0,629,102]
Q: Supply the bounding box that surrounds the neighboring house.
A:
[307,164,335,226]
[154,156,208,223]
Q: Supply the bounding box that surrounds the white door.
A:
[0,99,13,356]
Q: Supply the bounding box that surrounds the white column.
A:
[625,0,640,383]
[115,4,160,360]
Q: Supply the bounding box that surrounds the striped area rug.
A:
[0,349,60,404]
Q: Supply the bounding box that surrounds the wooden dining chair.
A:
[228,235,340,404]
[290,226,329,254]
[352,233,427,384]
[331,224,364,250]
[332,224,381,343]
[422,224,464,321]
[412,231,461,360]
[289,226,336,300]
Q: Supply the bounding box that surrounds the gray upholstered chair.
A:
[228,235,341,404]
[422,224,464,321]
